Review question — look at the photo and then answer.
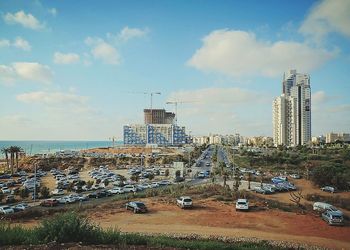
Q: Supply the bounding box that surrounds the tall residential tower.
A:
[273,70,311,147]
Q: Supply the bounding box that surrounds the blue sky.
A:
[0,0,349,140]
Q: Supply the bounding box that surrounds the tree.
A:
[165,169,169,177]
[7,146,22,174]
[233,167,241,192]
[86,180,94,189]
[40,186,50,199]
[0,192,4,203]
[103,179,110,187]
[20,188,30,199]
[130,175,139,183]
[148,173,154,181]
[247,172,252,190]
[1,148,9,172]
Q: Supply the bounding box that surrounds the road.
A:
[187,145,213,185]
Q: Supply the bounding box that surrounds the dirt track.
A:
[86,198,350,250]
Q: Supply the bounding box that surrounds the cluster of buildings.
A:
[192,134,273,147]
[272,70,312,147]
[123,108,189,146]
[312,133,350,145]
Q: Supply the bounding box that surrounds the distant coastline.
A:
[0,140,123,158]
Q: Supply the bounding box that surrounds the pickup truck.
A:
[176,196,193,209]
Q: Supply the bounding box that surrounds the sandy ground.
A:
[87,198,350,250]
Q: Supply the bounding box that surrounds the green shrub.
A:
[35,211,102,244]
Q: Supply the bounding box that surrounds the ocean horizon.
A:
[0,140,123,158]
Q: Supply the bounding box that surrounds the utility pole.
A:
[33,163,37,202]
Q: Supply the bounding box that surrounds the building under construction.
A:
[144,109,175,124]
[123,108,189,146]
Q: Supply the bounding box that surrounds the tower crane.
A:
[127,91,161,123]
[166,100,194,125]
[127,91,161,109]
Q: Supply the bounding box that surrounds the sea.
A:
[0,140,123,158]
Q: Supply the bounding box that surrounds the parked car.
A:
[12,203,29,212]
[51,189,65,196]
[125,201,148,213]
[176,196,193,209]
[289,174,301,179]
[313,202,343,215]
[321,186,336,193]
[0,206,14,214]
[322,210,344,226]
[107,187,125,195]
[159,180,172,186]
[40,198,58,207]
[123,185,137,193]
[1,187,11,194]
[236,199,249,211]
[174,176,185,182]
[253,186,266,194]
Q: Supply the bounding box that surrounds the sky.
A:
[0,0,349,140]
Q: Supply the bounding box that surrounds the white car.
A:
[107,187,125,194]
[235,199,249,211]
[1,187,11,194]
[51,189,65,196]
[0,206,15,214]
[123,185,137,193]
[12,203,30,211]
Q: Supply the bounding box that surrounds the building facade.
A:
[144,109,175,124]
[326,133,350,143]
[124,124,188,146]
[273,70,311,147]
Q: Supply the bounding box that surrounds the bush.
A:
[35,211,102,244]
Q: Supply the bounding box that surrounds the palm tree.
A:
[12,146,22,172]
[1,147,10,172]
[8,146,23,174]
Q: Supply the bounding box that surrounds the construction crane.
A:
[166,100,194,125]
[127,91,161,109]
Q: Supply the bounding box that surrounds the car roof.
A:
[237,199,247,202]
[180,196,191,199]
[326,210,343,216]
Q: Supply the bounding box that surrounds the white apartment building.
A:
[326,133,350,143]
[273,70,311,147]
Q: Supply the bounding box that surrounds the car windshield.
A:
[238,202,247,205]
[184,199,192,202]
[135,202,145,207]
[332,215,342,219]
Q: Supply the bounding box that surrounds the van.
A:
[313,202,333,212]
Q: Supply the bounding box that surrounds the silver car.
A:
[322,210,344,226]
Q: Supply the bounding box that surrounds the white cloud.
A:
[16,91,88,106]
[8,62,53,84]
[13,37,31,51]
[85,37,120,65]
[53,52,80,64]
[48,8,57,17]
[299,0,350,41]
[187,29,336,78]
[3,10,45,30]
[0,39,10,48]
[312,90,328,105]
[116,26,149,42]
[0,65,16,85]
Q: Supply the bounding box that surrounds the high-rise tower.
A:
[273,70,311,146]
